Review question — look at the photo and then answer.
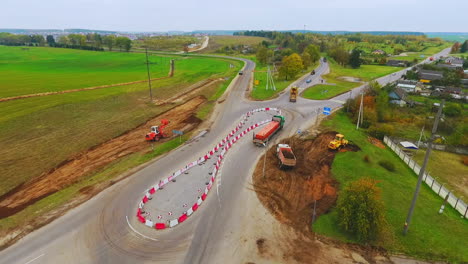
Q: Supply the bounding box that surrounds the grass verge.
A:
[313,111,468,263]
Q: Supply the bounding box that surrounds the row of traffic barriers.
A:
[136,107,281,230]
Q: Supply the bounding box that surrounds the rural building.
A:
[443,56,465,68]
[435,63,460,70]
[396,80,423,93]
[372,49,385,55]
[389,88,410,106]
[419,70,443,83]
[461,79,468,88]
[444,87,462,95]
[419,90,432,96]
[387,60,408,67]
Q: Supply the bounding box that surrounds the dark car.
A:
[311,70,315,75]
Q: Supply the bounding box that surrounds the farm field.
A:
[313,112,468,263]
[133,35,201,51]
[0,46,228,98]
[0,47,241,200]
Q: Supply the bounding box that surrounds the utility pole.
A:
[145,48,153,102]
[356,92,364,129]
[403,100,445,235]
[417,124,426,148]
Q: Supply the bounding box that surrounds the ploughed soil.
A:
[0,96,206,219]
[252,131,370,263]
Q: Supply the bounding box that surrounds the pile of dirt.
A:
[0,96,206,219]
[368,136,386,149]
[253,131,359,234]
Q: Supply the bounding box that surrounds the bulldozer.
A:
[145,119,170,141]
[328,134,348,150]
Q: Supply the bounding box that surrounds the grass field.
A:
[412,149,468,198]
[0,46,230,98]
[313,111,468,262]
[302,61,400,100]
[0,47,242,197]
[201,35,268,53]
[133,35,200,51]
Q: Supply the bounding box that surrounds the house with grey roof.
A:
[444,56,465,68]
[419,70,443,82]
[387,60,409,67]
[389,88,411,106]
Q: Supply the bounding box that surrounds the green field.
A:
[302,62,400,100]
[313,112,468,262]
[0,46,231,98]
[413,149,468,198]
[133,35,200,52]
[0,47,242,198]
[201,35,268,54]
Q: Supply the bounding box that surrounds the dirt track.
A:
[0,96,206,218]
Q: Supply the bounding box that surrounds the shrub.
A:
[462,156,468,166]
[363,155,371,163]
[337,178,387,242]
[378,160,395,172]
[368,124,395,139]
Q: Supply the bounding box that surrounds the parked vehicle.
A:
[253,115,285,146]
[146,119,170,141]
[276,144,296,169]
[328,133,348,150]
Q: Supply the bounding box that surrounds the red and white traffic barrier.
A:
[136,107,281,229]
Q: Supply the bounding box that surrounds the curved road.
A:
[0,48,450,264]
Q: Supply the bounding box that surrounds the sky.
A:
[1,0,467,32]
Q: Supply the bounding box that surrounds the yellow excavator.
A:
[328,134,348,150]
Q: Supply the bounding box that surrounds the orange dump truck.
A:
[253,115,285,146]
[276,144,296,168]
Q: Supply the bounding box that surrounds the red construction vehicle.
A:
[253,115,285,146]
[145,119,170,141]
[276,144,296,169]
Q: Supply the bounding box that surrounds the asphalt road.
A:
[0,48,450,264]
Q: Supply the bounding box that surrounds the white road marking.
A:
[125,216,158,241]
[330,99,345,104]
[24,254,45,264]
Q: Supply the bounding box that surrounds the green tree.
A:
[337,178,387,242]
[279,53,303,80]
[460,40,468,53]
[58,35,69,45]
[444,103,462,117]
[349,48,361,68]
[46,35,55,46]
[305,44,320,63]
[103,35,116,51]
[451,42,460,53]
[256,45,269,65]
[301,51,311,69]
[329,46,349,66]
[116,36,132,52]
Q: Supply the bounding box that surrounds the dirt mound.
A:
[253,132,359,233]
[368,136,386,149]
[0,96,206,219]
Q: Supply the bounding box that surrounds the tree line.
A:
[0,32,132,52]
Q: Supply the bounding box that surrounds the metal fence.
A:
[383,136,467,219]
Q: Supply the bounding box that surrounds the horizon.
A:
[2,0,467,32]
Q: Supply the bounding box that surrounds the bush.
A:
[462,156,468,166]
[367,124,395,139]
[363,155,371,163]
[378,160,395,172]
[337,178,387,242]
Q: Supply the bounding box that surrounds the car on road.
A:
[306,79,311,83]
[238,70,243,75]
